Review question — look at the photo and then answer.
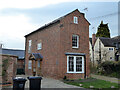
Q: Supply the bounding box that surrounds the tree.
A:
[96,21,110,38]
[95,48,110,65]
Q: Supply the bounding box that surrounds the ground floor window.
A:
[28,60,32,69]
[67,56,84,73]
[38,60,40,68]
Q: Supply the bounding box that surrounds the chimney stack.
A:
[92,34,96,46]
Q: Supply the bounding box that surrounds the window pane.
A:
[74,16,78,24]
[38,60,40,67]
[37,43,42,50]
[69,56,74,71]
[29,40,32,46]
[72,35,78,48]
[28,60,32,69]
[28,40,32,53]
[76,57,82,72]
[109,48,113,50]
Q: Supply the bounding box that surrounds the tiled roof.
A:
[2,48,25,59]
[112,35,120,43]
[99,37,116,47]
[25,9,90,37]
[31,53,43,60]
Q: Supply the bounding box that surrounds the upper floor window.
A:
[72,35,79,48]
[37,43,42,50]
[74,16,78,24]
[28,40,32,53]
[109,48,113,51]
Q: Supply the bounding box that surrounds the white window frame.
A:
[38,60,40,68]
[28,60,32,69]
[28,40,32,53]
[74,16,78,24]
[72,35,79,48]
[37,43,42,50]
[67,55,84,73]
[109,48,113,51]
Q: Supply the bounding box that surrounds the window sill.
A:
[74,23,78,24]
[72,47,79,49]
[37,49,42,50]
[67,72,84,74]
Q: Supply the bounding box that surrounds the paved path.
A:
[41,77,81,88]
[91,74,120,84]
[16,75,88,89]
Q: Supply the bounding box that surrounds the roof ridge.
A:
[2,48,25,51]
[25,9,83,37]
[112,35,120,39]
[99,37,111,39]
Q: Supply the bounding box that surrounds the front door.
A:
[32,60,41,76]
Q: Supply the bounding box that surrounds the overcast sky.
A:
[0,0,119,50]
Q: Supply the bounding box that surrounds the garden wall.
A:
[1,54,17,84]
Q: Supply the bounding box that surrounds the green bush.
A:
[2,59,9,76]
[90,62,98,74]
[98,61,120,78]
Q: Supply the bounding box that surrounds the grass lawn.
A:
[64,78,119,89]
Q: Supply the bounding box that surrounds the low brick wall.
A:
[1,54,17,84]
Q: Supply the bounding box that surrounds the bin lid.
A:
[27,76,42,80]
[13,77,27,81]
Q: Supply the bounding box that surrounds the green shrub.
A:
[63,76,67,80]
[98,61,120,78]
[90,62,98,74]
[2,59,9,76]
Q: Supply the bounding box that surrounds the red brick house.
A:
[25,9,90,79]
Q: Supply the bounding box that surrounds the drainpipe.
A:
[84,55,86,78]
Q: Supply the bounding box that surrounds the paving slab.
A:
[16,75,89,89]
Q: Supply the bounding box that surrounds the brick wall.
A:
[58,10,90,79]
[17,59,24,69]
[25,22,61,77]
[25,10,90,79]
[1,54,17,84]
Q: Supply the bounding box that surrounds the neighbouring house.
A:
[2,48,25,74]
[90,34,120,65]
[94,37,115,64]
[25,9,90,79]
[112,36,120,61]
